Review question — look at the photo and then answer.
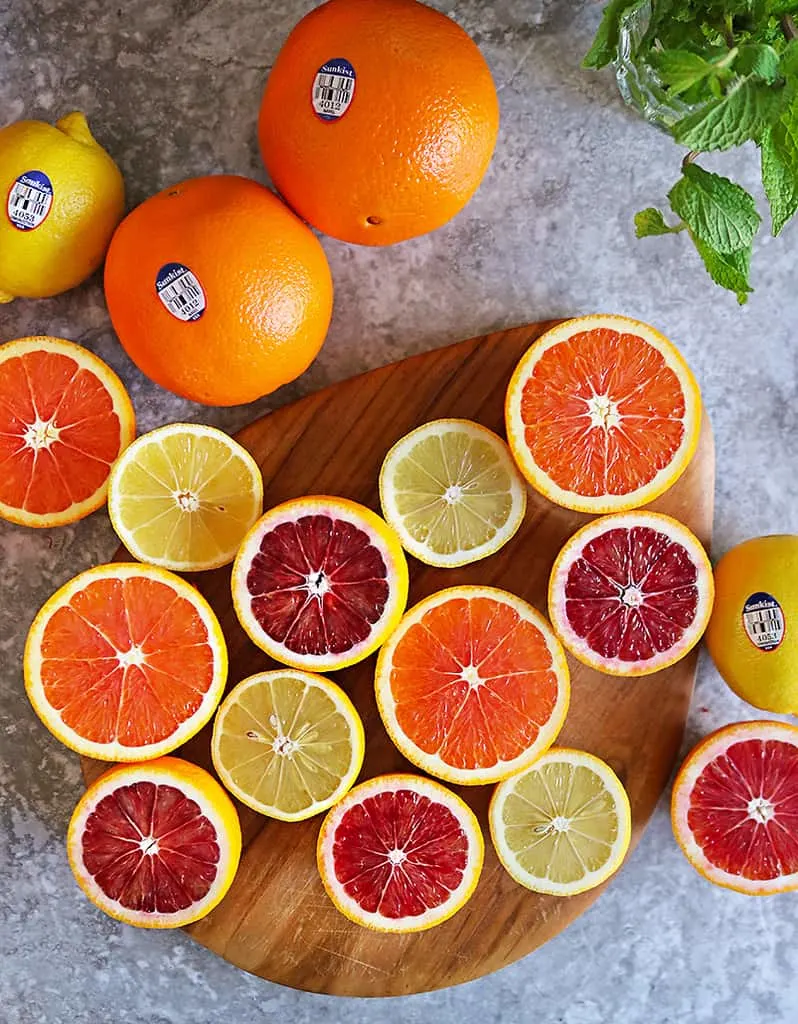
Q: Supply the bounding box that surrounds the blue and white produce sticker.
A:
[155,263,206,322]
[312,59,356,121]
[7,170,53,231]
[742,592,785,652]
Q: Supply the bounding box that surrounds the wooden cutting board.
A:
[82,320,714,997]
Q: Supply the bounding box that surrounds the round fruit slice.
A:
[489,748,632,896]
[24,563,227,760]
[67,757,241,928]
[108,422,263,572]
[378,418,527,568]
[212,669,365,821]
[317,774,483,933]
[375,585,570,785]
[232,496,409,672]
[672,720,798,895]
[505,315,701,513]
[0,336,135,527]
[548,511,713,677]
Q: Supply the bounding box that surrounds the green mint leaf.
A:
[769,2,798,16]
[634,207,685,236]
[760,94,798,233]
[780,39,798,80]
[672,77,784,150]
[692,236,753,304]
[649,49,721,95]
[735,43,781,82]
[668,164,761,251]
[583,0,648,70]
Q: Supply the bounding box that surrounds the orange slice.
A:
[24,563,227,760]
[375,585,570,785]
[505,315,701,513]
[0,336,135,527]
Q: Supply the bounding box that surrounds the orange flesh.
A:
[519,328,687,497]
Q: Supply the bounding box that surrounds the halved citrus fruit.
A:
[232,496,409,672]
[489,748,632,896]
[25,563,227,760]
[0,336,135,527]
[67,757,241,928]
[672,720,798,895]
[505,315,701,513]
[375,585,570,785]
[108,422,263,572]
[317,773,483,933]
[548,511,713,677]
[211,669,365,821]
[378,418,527,568]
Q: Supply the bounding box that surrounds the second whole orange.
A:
[258,0,500,246]
[104,175,333,406]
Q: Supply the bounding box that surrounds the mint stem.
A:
[784,16,797,42]
[682,150,699,170]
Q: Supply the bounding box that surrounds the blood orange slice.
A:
[67,757,241,928]
[232,496,409,671]
[672,721,798,895]
[0,336,135,527]
[505,315,701,513]
[548,511,713,677]
[375,586,570,785]
[24,563,227,760]
[317,774,483,933]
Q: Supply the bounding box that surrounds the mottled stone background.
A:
[1,1,797,1022]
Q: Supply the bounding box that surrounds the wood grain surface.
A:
[82,320,715,997]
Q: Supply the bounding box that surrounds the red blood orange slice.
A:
[0,336,135,527]
[375,585,570,784]
[24,563,227,760]
[505,315,701,513]
[672,721,798,895]
[548,511,713,677]
[317,774,483,933]
[67,757,241,927]
[232,496,409,671]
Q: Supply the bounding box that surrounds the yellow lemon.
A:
[0,112,124,301]
[705,535,798,714]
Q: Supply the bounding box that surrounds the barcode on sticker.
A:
[312,59,356,121]
[742,592,785,652]
[155,262,206,322]
[7,171,53,231]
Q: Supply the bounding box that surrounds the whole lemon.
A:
[705,535,798,713]
[0,112,124,301]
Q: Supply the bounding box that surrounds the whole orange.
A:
[258,0,499,246]
[104,175,333,406]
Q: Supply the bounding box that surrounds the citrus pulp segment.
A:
[375,585,570,785]
[0,336,135,527]
[317,773,483,932]
[504,315,701,513]
[671,721,798,895]
[489,748,632,896]
[211,669,365,821]
[24,563,227,760]
[378,418,527,567]
[232,496,409,672]
[67,757,241,928]
[548,511,713,677]
[108,422,263,572]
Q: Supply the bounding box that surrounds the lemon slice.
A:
[211,670,365,822]
[108,422,263,572]
[489,748,632,896]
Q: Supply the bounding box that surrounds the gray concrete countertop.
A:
[2,2,797,1022]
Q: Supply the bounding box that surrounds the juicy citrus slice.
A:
[378,418,527,568]
[489,748,632,896]
[24,563,227,760]
[0,336,135,527]
[548,511,713,677]
[211,669,365,821]
[67,757,241,928]
[375,585,570,785]
[505,315,701,513]
[672,721,798,895]
[232,496,409,672]
[317,773,483,932]
[108,423,263,572]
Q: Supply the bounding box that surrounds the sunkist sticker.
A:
[742,592,786,652]
[312,58,356,121]
[7,170,53,231]
[155,262,206,322]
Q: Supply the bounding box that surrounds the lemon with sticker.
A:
[0,112,124,302]
[705,536,798,714]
